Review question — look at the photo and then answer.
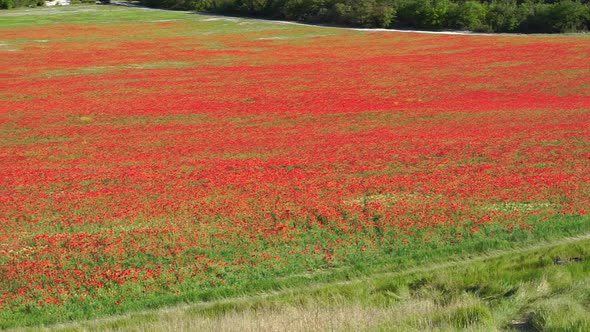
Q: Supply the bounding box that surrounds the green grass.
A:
[10,218,590,331]
[0,4,345,36]
[2,213,589,330]
[0,6,184,27]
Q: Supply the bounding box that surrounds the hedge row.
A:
[141,0,590,33]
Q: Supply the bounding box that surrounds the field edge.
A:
[6,213,590,331]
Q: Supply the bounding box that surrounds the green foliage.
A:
[328,0,394,27]
[549,0,590,32]
[447,0,488,31]
[281,0,328,22]
[486,0,524,32]
[2,0,589,32]
[132,0,590,33]
[530,298,590,331]
[5,0,42,8]
[0,0,12,9]
[519,0,590,33]
[395,0,435,28]
[447,303,493,328]
[142,0,211,10]
[425,0,452,29]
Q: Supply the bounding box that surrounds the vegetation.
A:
[0,0,43,10]
[0,0,96,9]
[1,4,589,330]
[134,0,590,33]
[14,226,590,331]
[2,0,589,33]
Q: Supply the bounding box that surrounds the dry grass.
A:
[42,299,488,332]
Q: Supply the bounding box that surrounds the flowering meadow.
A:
[1,6,589,327]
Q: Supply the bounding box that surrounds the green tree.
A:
[0,0,12,8]
[519,2,553,33]
[240,0,272,13]
[486,0,523,32]
[424,0,452,29]
[132,0,590,34]
[395,0,433,28]
[549,0,589,32]
[448,1,488,31]
[333,0,396,27]
[283,0,329,21]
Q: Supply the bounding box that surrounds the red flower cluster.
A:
[1,20,589,311]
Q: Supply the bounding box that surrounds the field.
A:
[1,5,590,330]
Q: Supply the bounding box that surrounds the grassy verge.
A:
[7,214,590,331]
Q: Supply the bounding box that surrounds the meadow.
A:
[1,5,589,330]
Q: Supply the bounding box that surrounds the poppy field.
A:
[1,6,590,328]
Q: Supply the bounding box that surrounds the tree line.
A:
[2,0,589,33]
[1,0,94,9]
[138,0,590,33]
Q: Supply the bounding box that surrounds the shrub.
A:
[0,0,13,8]
[549,0,589,32]
[129,0,590,33]
[519,2,553,33]
[486,0,524,32]
[395,0,433,28]
[447,1,488,31]
[333,0,396,28]
[282,0,328,22]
